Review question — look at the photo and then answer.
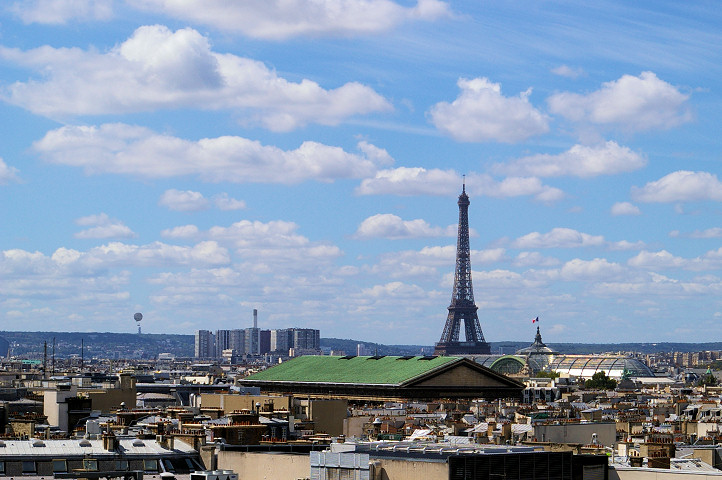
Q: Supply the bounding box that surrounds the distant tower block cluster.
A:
[434,183,491,356]
[194,308,320,359]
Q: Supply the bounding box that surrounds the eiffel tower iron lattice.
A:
[434,183,491,356]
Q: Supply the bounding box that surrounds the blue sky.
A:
[1,1,722,345]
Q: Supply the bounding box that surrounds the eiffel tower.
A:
[434,182,491,356]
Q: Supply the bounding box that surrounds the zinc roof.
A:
[0,438,197,457]
[244,355,459,386]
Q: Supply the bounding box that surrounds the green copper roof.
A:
[244,355,460,385]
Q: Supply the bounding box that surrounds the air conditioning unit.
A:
[190,471,238,480]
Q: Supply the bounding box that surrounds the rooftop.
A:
[244,355,458,386]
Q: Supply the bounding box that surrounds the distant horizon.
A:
[2,330,722,349]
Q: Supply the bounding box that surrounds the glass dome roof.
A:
[547,355,654,379]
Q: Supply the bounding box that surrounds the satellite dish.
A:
[134,312,143,322]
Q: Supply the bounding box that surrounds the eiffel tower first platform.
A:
[434,183,491,356]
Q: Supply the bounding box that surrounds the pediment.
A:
[409,363,519,388]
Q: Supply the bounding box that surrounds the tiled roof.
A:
[244,355,459,386]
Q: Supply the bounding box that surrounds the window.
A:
[163,459,175,472]
[52,459,68,473]
[83,459,98,471]
[116,460,128,471]
[0,461,5,474]
[143,459,159,472]
[22,461,36,474]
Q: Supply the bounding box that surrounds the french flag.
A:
[531,316,539,323]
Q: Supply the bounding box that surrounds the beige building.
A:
[206,442,608,480]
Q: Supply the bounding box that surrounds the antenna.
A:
[462,174,466,193]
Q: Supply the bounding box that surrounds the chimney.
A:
[102,431,118,451]
[253,309,258,329]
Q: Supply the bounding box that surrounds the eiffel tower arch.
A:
[434,183,491,356]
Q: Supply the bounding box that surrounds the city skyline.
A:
[1,2,721,344]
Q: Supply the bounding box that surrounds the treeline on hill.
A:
[322,338,722,357]
[2,331,721,360]
[0,331,194,358]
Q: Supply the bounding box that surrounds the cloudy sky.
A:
[1,1,721,345]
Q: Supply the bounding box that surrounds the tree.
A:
[584,371,617,390]
[698,368,718,387]
[535,370,560,379]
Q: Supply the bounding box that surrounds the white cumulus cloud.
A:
[356,167,459,196]
[213,193,246,211]
[126,0,451,40]
[429,77,549,143]
[33,123,387,183]
[205,220,343,270]
[0,25,391,130]
[74,213,135,239]
[159,189,210,212]
[631,171,722,203]
[496,141,646,178]
[548,71,691,131]
[1,241,230,277]
[354,214,455,239]
[611,202,641,216]
[512,228,605,249]
[356,167,562,202]
[513,252,560,267]
[0,158,20,184]
[670,228,722,239]
[161,225,200,239]
[628,250,688,269]
[361,281,427,299]
[560,258,625,281]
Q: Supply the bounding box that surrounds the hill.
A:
[1,331,719,360]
